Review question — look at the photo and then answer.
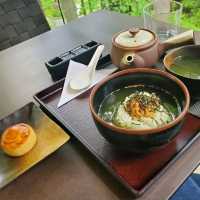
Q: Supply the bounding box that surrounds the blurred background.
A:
[39,0,200,30]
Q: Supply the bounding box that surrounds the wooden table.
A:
[0,10,200,200]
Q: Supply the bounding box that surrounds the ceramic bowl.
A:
[89,68,190,153]
[164,45,200,97]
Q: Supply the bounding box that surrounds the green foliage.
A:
[180,0,200,30]
[40,0,200,30]
[40,0,60,18]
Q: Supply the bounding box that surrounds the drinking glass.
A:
[143,0,183,41]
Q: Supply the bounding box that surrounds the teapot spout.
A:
[120,53,145,69]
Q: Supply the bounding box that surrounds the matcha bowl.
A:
[164,45,200,97]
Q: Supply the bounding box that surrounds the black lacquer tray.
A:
[34,55,200,197]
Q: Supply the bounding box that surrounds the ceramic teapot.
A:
[111,28,194,69]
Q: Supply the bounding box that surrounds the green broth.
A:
[170,56,200,79]
[98,85,181,127]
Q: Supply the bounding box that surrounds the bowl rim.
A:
[89,68,190,135]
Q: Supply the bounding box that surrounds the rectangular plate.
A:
[34,79,200,197]
[0,102,70,189]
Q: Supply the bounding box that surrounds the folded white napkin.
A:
[57,60,117,108]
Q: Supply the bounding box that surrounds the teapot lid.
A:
[114,28,155,48]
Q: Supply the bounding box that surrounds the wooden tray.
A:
[34,78,200,197]
[0,103,70,189]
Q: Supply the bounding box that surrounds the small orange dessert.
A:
[1,123,37,157]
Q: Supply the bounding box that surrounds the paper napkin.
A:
[57,60,117,108]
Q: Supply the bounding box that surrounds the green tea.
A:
[98,85,181,129]
[170,56,200,79]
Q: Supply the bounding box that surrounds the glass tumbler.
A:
[143,0,183,41]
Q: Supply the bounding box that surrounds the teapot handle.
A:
[159,30,194,55]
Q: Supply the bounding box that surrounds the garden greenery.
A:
[40,0,200,30]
